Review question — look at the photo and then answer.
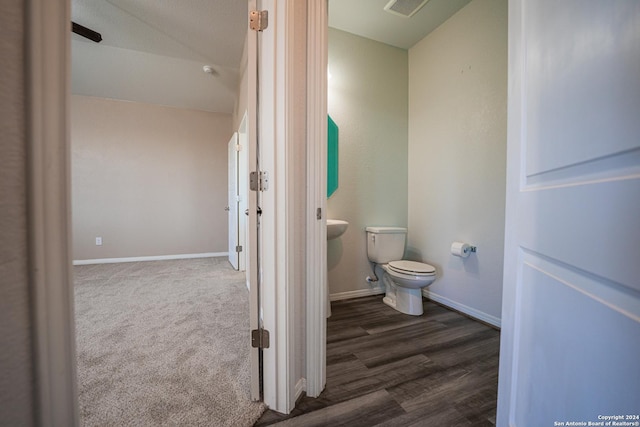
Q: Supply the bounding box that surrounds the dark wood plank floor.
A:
[255,296,500,426]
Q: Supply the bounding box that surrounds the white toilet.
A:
[366,226,436,316]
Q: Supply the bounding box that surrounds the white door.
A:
[238,113,248,272]
[497,1,640,425]
[228,132,239,270]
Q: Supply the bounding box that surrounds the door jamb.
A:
[258,0,297,412]
[26,0,78,425]
[305,0,328,398]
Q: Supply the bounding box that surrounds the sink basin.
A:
[327,219,349,240]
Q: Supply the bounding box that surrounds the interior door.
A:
[247,0,261,401]
[237,113,248,272]
[497,1,640,425]
[228,132,239,270]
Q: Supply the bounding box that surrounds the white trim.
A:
[330,287,385,302]
[259,0,280,412]
[258,0,297,414]
[27,0,79,425]
[423,290,501,328]
[497,0,524,422]
[246,0,260,403]
[280,0,296,412]
[294,378,307,401]
[305,0,328,399]
[285,0,297,411]
[72,252,227,265]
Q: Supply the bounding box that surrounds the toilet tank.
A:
[365,226,407,263]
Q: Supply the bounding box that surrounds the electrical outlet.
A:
[95,237,102,246]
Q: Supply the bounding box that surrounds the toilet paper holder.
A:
[451,241,477,258]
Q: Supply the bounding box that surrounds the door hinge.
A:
[251,328,270,349]
[250,171,269,191]
[316,207,322,220]
[235,245,243,253]
[249,10,268,32]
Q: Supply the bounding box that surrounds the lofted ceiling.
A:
[71,0,471,113]
[71,0,247,113]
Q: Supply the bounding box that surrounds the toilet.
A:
[366,226,436,316]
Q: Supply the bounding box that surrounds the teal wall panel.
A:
[328,115,339,198]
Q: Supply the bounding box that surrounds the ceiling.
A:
[328,0,471,49]
[71,0,247,113]
[71,0,470,113]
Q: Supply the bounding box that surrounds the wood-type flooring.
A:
[255,296,500,427]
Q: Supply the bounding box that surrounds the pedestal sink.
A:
[327,219,349,240]
[326,219,348,318]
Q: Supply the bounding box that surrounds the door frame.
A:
[257,0,308,412]
[26,0,78,425]
[253,0,327,411]
[305,0,328,398]
[28,0,327,421]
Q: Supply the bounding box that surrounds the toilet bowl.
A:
[381,260,435,315]
[366,227,437,316]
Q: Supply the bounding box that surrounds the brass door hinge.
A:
[249,10,268,31]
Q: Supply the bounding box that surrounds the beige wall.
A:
[71,96,232,260]
[233,33,249,131]
[0,1,35,425]
[327,28,408,296]
[408,0,507,322]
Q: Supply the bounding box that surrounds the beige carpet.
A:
[74,258,266,426]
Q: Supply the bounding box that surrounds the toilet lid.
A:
[388,260,435,275]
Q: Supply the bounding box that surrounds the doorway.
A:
[25,0,327,422]
[69,0,261,423]
[228,113,249,272]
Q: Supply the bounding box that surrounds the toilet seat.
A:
[388,260,435,276]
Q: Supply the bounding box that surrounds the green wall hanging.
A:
[327,115,339,198]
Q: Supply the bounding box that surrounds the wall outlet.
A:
[95,237,103,246]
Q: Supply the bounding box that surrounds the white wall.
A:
[71,95,232,260]
[327,28,408,298]
[408,0,507,324]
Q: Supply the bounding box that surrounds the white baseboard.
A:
[329,286,385,302]
[73,252,228,266]
[295,378,307,401]
[423,289,501,329]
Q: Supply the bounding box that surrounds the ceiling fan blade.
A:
[72,21,102,43]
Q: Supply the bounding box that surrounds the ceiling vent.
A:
[383,0,430,18]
